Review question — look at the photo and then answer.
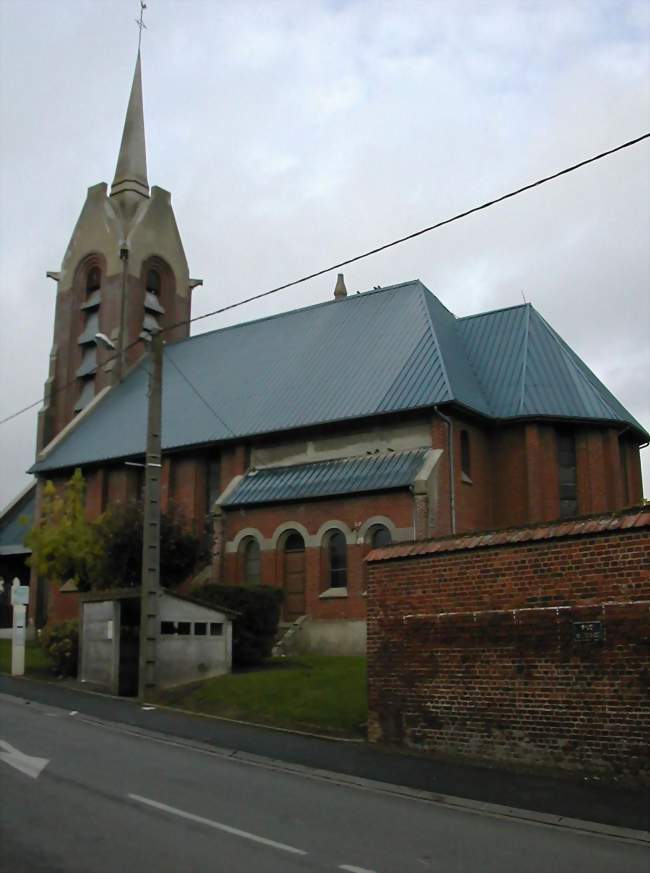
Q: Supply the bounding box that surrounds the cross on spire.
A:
[135,1,147,51]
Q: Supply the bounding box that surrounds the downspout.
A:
[434,406,456,535]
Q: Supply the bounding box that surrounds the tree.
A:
[26,469,100,590]
[27,470,207,593]
[93,501,207,590]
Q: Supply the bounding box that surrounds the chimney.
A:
[334,273,348,300]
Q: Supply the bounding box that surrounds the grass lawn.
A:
[155,655,368,738]
[0,638,52,678]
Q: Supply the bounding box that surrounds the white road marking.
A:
[60,711,646,847]
[0,739,49,779]
[340,865,378,873]
[128,793,307,856]
[141,706,156,711]
[69,711,78,716]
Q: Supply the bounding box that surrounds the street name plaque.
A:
[573,620,605,643]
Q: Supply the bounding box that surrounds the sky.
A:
[0,0,648,509]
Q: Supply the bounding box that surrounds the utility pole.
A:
[138,329,163,700]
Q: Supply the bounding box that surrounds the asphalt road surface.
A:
[0,695,647,873]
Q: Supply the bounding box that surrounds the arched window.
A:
[285,532,304,553]
[86,267,101,293]
[369,525,392,549]
[460,430,471,478]
[240,538,261,585]
[327,531,347,588]
[146,269,161,295]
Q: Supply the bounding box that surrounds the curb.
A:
[150,700,365,743]
[0,672,364,742]
[45,701,650,847]
[2,676,648,843]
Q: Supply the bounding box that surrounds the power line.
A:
[165,353,235,437]
[172,131,650,332]
[166,351,281,471]
[1,130,648,430]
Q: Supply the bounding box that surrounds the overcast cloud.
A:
[1,0,648,509]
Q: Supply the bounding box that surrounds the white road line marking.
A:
[340,865,378,873]
[0,739,49,779]
[66,714,646,847]
[69,711,78,716]
[128,793,307,856]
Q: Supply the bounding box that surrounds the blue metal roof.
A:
[458,304,646,431]
[223,449,429,506]
[0,483,35,553]
[30,281,647,475]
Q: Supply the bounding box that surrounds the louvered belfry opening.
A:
[143,267,165,334]
[75,263,102,413]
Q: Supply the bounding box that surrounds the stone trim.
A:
[227,527,267,554]
[357,516,400,545]
[270,521,313,549]
[319,587,348,599]
[315,519,355,546]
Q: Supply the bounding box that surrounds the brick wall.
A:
[366,508,650,784]
[222,490,414,622]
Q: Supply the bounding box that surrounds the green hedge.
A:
[194,585,284,667]
[40,620,79,677]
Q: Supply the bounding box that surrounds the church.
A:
[10,52,646,654]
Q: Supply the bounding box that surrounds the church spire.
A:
[111,50,149,206]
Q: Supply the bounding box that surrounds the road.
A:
[0,694,647,873]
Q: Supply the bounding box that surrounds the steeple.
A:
[38,34,195,451]
[111,51,149,214]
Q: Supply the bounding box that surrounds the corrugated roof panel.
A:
[223,449,428,506]
[0,484,36,550]
[459,305,528,416]
[526,311,646,430]
[30,280,647,476]
[33,282,449,473]
[422,290,491,415]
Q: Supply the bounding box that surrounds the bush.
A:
[194,585,284,667]
[40,620,79,677]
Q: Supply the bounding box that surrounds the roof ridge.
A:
[171,280,423,349]
[416,285,454,402]
[458,301,529,322]
[416,281,457,318]
[251,447,427,474]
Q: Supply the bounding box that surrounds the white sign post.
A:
[11,580,29,677]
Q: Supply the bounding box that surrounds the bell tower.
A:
[37,50,201,452]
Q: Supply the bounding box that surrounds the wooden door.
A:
[284,534,305,621]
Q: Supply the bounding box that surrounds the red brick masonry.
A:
[366,507,650,784]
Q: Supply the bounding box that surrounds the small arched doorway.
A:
[283,532,305,621]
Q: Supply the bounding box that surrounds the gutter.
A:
[434,406,456,535]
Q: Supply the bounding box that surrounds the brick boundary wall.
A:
[366,507,650,785]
